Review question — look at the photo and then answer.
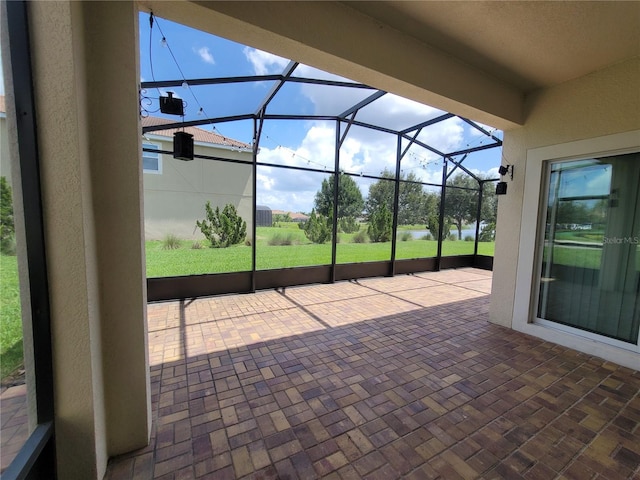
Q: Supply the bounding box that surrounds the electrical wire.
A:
[151,13,219,131]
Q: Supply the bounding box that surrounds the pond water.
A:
[399,227,479,239]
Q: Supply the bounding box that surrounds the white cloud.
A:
[243,47,288,75]
[483,166,501,179]
[243,51,501,210]
[196,46,215,65]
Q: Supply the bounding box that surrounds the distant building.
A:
[256,205,272,227]
[272,209,310,223]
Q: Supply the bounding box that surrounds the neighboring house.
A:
[0,105,254,240]
[272,209,310,223]
[141,116,253,239]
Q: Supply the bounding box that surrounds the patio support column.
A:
[331,120,340,282]
[390,134,402,276]
[251,115,261,291]
[474,181,484,256]
[436,158,448,270]
[26,1,150,478]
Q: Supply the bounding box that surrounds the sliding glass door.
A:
[537,152,640,345]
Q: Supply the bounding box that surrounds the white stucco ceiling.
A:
[345,1,640,92]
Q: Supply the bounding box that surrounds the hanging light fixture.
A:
[173,131,194,161]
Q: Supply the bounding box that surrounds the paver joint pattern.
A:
[100,269,639,479]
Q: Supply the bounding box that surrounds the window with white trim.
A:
[142,142,162,174]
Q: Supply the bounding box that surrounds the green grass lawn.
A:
[146,225,496,277]
[0,255,23,379]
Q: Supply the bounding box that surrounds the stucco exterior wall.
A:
[490,57,640,368]
[26,1,150,478]
[143,138,253,240]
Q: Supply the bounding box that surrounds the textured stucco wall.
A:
[490,58,640,364]
[27,1,150,478]
[82,1,151,458]
[29,2,108,477]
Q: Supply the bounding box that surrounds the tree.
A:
[365,169,435,225]
[314,173,364,220]
[367,203,392,242]
[0,177,15,255]
[338,216,360,234]
[445,174,480,240]
[478,181,497,241]
[196,202,247,248]
[303,209,332,244]
[427,212,450,240]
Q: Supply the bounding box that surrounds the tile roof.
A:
[271,210,310,221]
[142,116,251,149]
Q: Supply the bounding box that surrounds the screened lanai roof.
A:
[139,13,503,184]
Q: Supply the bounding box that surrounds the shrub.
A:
[367,204,392,242]
[399,232,413,242]
[303,210,332,244]
[464,235,474,242]
[339,216,359,234]
[478,221,496,242]
[448,233,457,241]
[352,230,369,243]
[196,202,247,248]
[268,232,296,246]
[421,233,433,241]
[191,240,203,250]
[162,233,182,250]
[0,176,15,256]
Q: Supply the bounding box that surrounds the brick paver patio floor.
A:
[0,383,29,472]
[102,268,640,479]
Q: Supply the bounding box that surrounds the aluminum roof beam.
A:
[254,60,298,116]
[460,117,502,143]
[141,75,373,91]
[338,90,386,118]
[399,113,454,135]
[141,113,255,134]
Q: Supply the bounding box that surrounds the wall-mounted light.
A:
[496,164,513,195]
[498,164,514,179]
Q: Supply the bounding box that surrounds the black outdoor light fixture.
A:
[496,164,513,195]
[173,131,194,161]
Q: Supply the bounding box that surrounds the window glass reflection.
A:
[538,154,640,344]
